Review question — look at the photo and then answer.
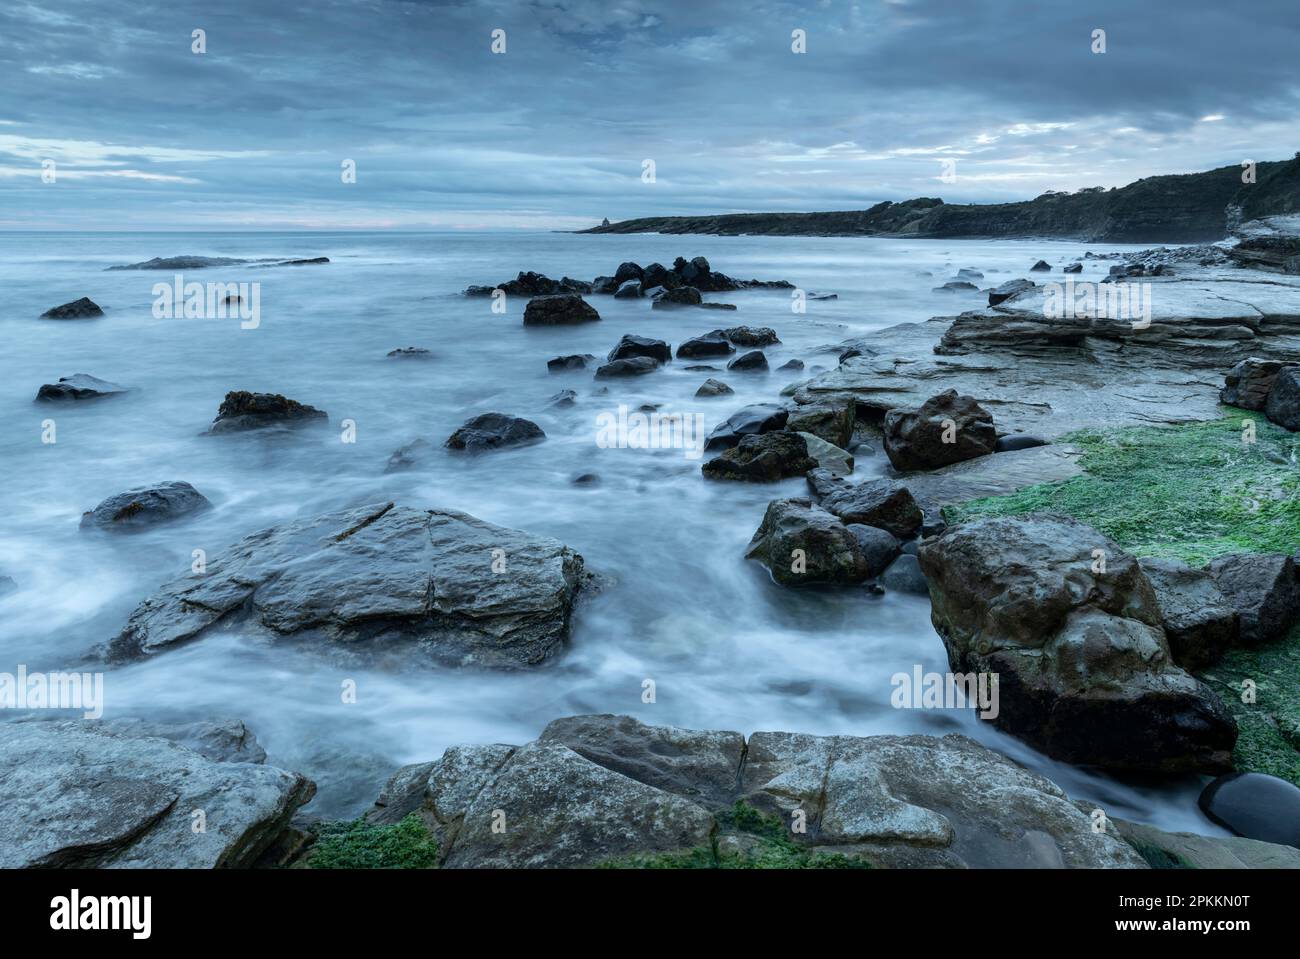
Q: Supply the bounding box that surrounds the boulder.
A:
[883,389,997,471]
[723,326,780,347]
[1113,818,1300,869]
[613,262,643,285]
[522,294,600,325]
[798,432,853,476]
[846,524,900,577]
[607,334,671,364]
[1206,553,1300,646]
[595,356,659,378]
[1030,259,1052,272]
[995,433,1049,452]
[641,263,677,290]
[1221,358,1286,410]
[879,554,929,595]
[1139,557,1239,669]
[613,279,642,299]
[446,412,545,451]
[108,502,587,669]
[590,276,618,294]
[1264,366,1300,430]
[702,431,817,482]
[727,350,768,372]
[777,359,805,372]
[35,374,131,402]
[80,481,212,532]
[745,498,872,586]
[40,296,103,319]
[704,403,788,451]
[988,279,1036,306]
[695,378,733,398]
[547,389,577,409]
[1199,773,1300,849]
[676,331,735,359]
[784,399,854,447]
[206,391,327,433]
[933,281,978,292]
[917,513,1237,772]
[0,720,313,867]
[651,286,703,309]
[806,469,922,538]
[387,346,432,359]
[547,353,596,373]
[1063,262,1083,274]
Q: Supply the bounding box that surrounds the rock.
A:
[1113,818,1300,868]
[684,365,719,372]
[613,262,643,285]
[1221,357,1286,410]
[797,432,853,476]
[879,554,929,595]
[846,524,900,577]
[933,281,978,292]
[590,276,618,294]
[1063,262,1083,274]
[883,389,997,471]
[80,481,212,532]
[35,374,131,402]
[206,391,327,434]
[918,514,1237,772]
[0,720,313,867]
[607,334,671,364]
[1199,773,1300,849]
[805,469,923,538]
[1264,366,1300,429]
[1030,259,1052,272]
[641,263,676,289]
[723,326,780,347]
[595,356,659,378]
[704,403,788,451]
[91,717,269,764]
[777,359,805,372]
[1139,557,1239,669]
[0,575,15,596]
[446,412,545,451]
[547,353,596,373]
[676,331,735,359]
[108,255,247,271]
[695,378,733,398]
[1207,553,1300,645]
[40,296,103,319]
[571,473,599,487]
[702,431,817,482]
[384,437,435,472]
[745,498,872,586]
[522,294,600,325]
[784,399,855,447]
[651,286,703,309]
[108,502,587,669]
[956,268,984,281]
[547,389,577,409]
[727,350,768,372]
[613,279,642,299]
[387,347,432,359]
[995,433,1049,452]
[988,278,1036,306]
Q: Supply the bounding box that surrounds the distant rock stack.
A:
[601,217,610,227]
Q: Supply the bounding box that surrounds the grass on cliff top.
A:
[598,802,872,870]
[308,813,439,869]
[943,412,1300,566]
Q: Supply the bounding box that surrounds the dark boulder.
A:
[1030,259,1052,272]
[704,404,788,451]
[591,276,618,294]
[722,326,780,347]
[206,391,327,434]
[995,433,1049,452]
[385,438,435,473]
[726,350,769,372]
[613,262,643,285]
[36,374,131,402]
[1139,557,1239,669]
[777,359,805,372]
[676,331,735,359]
[695,378,733,398]
[987,278,1035,306]
[845,524,901,578]
[522,294,600,326]
[1199,773,1300,849]
[651,286,703,309]
[547,353,596,373]
[547,389,578,409]
[701,431,816,482]
[879,554,929,595]
[785,399,854,448]
[933,281,977,292]
[641,263,678,290]
[1206,553,1300,646]
[805,469,923,538]
[387,347,432,359]
[883,389,997,471]
[1063,262,1083,274]
[41,297,103,319]
[1221,358,1286,411]
[745,498,871,586]
[80,481,212,532]
[1263,366,1300,430]
[595,357,659,378]
[613,279,642,299]
[607,334,671,364]
[446,413,545,452]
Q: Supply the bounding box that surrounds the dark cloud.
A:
[1,0,1296,228]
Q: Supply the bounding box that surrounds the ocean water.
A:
[0,230,1223,832]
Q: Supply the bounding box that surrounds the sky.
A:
[1,0,1297,231]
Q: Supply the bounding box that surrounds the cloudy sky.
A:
[2,0,1297,230]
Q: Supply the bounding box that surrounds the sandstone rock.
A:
[785,399,855,447]
[1113,818,1300,868]
[1264,366,1300,429]
[1220,357,1285,410]
[1139,557,1239,669]
[1207,553,1300,645]
[883,389,997,471]
[80,481,212,532]
[108,502,587,669]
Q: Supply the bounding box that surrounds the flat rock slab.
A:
[108,502,587,669]
[0,720,312,868]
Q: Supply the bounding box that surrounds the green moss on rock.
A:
[308,813,439,869]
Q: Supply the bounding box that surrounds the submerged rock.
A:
[694,377,733,398]
[595,356,659,378]
[387,347,432,359]
[547,353,596,373]
[918,514,1237,772]
[0,720,313,868]
[80,481,212,532]
[987,278,1035,306]
[883,389,997,471]
[446,412,545,452]
[1030,259,1052,272]
[607,334,671,364]
[384,437,435,472]
[206,391,328,434]
[676,331,735,359]
[522,294,600,325]
[40,296,103,319]
[108,502,588,669]
[702,431,816,482]
[35,374,131,402]
[727,350,768,372]
[651,286,703,309]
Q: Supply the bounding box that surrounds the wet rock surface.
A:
[80,481,212,532]
[206,391,328,434]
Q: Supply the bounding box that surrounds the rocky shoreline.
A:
[9,224,1300,870]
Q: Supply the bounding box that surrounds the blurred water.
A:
[0,230,1223,832]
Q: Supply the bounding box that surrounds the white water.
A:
[0,230,1224,832]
